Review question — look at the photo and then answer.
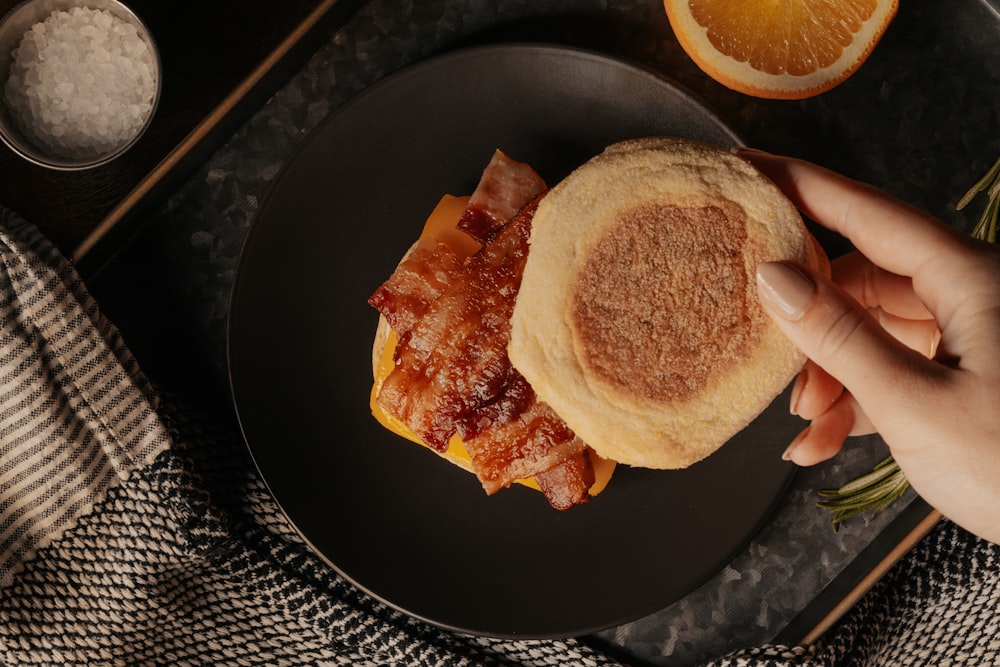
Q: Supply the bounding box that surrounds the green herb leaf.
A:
[817,456,910,532]
[958,155,1000,243]
[819,154,1000,530]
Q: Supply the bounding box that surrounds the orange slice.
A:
[664,0,899,99]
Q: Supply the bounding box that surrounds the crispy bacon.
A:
[368,239,463,336]
[535,451,596,511]
[375,203,537,451]
[458,372,594,500]
[370,153,596,509]
[457,150,548,244]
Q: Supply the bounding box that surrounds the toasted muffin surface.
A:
[508,137,828,469]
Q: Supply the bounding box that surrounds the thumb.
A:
[755,261,936,415]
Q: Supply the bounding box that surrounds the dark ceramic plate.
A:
[227,44,799,639]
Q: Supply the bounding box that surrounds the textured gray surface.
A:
[86,1,1000,665]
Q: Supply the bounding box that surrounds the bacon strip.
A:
[370,154,595,509]
[535,451,596,511]
[368,239,463,336]
[457,150,548,244]
[458,371,593,500]
[375,203,537,451]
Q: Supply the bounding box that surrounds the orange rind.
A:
[664,0,899,99]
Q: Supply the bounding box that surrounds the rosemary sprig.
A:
[818,457,910,531]
[957,155,1000,242]
[818,154,1000,530]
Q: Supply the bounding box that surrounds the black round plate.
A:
[227,44,798,639]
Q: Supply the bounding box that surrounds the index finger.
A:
[736,149,981,324]
[735,149,966,278]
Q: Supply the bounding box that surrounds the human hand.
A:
[737,148,1000,545]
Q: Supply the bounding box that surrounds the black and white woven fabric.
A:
[2,205,998,666]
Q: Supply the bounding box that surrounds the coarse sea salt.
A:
[3,6,157,160]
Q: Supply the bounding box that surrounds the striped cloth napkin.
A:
[3,205,998,666]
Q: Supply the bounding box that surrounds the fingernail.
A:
[756,262,816,321]
[731,146,770,157]
[782,426,810,461]
[790,368,807,416]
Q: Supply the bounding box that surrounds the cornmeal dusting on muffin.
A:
[571,200,758,403]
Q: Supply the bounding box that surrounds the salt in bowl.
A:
[0,0,161,170]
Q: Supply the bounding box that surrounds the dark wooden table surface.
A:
[0,0,365,272]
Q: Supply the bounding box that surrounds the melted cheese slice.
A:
[370,195,614,496]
